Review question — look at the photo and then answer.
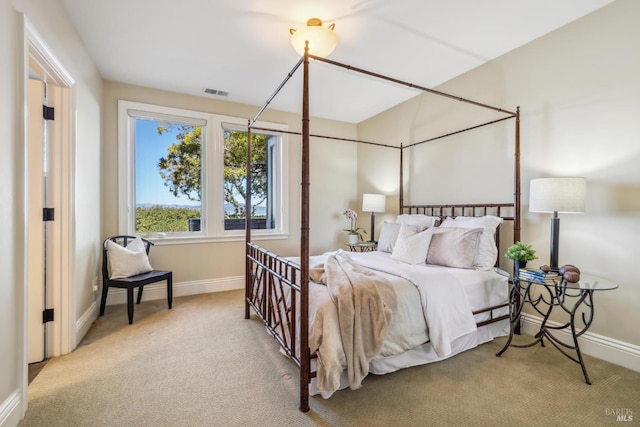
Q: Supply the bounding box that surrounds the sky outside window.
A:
[135,119,200,207]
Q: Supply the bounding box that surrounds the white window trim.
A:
[117,100,289,245]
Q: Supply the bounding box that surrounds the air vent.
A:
[204,88,229,97]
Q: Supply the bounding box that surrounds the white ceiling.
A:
[60,0,614,123]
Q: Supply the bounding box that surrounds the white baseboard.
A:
[75,300,98,348]
[103,276,244,306]
[0,389,22,427]
[521,314,640,373]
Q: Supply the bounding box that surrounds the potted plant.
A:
[505,241,537,271]
[343,209,367,244]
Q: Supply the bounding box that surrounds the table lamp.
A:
[529,177,586,271]
[362,193,386,243]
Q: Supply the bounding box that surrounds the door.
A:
[27,78,57,363]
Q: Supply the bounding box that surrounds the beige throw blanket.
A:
[311,250,397,390]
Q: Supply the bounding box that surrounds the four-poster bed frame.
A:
[244,46,521,412]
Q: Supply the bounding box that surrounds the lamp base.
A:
[550,213,560,272]
[369,211,376,243]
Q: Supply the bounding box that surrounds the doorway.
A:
[26,77,48,365]
[23,18,75,377]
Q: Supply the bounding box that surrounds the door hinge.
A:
[43,207,55,221]
[43,308,54,324]
[43,105,55,121]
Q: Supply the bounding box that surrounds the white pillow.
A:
[396,214,440,228]
[440,215,503,270]
[390,224,434,265]
[107,237,153,279]
[377,222,402,253]
[426,227,483,269]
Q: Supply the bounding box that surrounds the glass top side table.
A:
[346,242,377,252]
[495,268,618,385]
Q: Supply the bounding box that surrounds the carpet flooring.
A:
[20,290,639,426]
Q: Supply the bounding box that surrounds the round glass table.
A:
[495,268,618,385]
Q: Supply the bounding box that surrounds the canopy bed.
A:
[244,46,521,412]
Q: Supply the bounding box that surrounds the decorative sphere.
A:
[563,271,581,283]
[559,264,580,275]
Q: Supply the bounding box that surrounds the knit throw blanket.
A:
[310,250,397,390]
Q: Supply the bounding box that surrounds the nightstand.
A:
[495,268,617,384]
[346,242,377,252]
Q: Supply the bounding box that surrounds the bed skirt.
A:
[309,317,509,398]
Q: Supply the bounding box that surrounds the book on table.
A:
[518,267,559,284]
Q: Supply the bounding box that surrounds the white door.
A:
[27,78,57,363]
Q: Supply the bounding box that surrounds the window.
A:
[118,101,288,243]
[222,124,280,231]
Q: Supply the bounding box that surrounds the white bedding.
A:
[293,250,509,398]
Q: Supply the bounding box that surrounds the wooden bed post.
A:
[399,143,404,213]
[299,42,311,413]
[513,107,521,335]
[245,121,252,319]
[514,107,521,244]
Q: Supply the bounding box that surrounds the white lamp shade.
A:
[362,194,386,213]
[529,177,586,213]
[290,19,338,58]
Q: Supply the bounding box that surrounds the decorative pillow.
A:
[426,227,483,269]
[396,214,440,228]
[377,222,402,253]
[390,224,434,265]
[107,237,153,279]
[440,215,503,270]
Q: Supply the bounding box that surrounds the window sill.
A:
[144,232,290,246]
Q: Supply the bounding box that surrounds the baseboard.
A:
[0,389,22,427]
[521,313,640,373]
[75,300,98,348]
[104,276,244,306]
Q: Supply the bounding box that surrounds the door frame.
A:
[19,14,75,415]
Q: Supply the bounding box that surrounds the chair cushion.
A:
[107,237,153,279]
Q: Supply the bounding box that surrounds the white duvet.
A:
[300,250,480,397]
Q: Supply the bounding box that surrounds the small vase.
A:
[348,233,359,245]
[514,260,527,269]
[514,260,527,278]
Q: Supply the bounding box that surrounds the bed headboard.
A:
[401,203,515,220]
[401,203,517,266]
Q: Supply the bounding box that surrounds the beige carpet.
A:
[21,290,639,426]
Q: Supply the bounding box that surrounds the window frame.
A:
[117,100,289,244]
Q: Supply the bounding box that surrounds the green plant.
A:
[505,241,538,261]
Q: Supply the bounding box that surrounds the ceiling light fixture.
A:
[289,18,338,58]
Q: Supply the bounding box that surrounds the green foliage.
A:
[135,206,200,233]
[156,124,268,217]
[157,125,202,202]
[223,130,268,217]
[505,241,538,261]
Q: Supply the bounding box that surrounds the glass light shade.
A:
[362,194,386,213]
[289,18,338,58]
[529,177,586,213]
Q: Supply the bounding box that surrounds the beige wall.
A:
[102,81,358,284]
[0,2,22,423]
[358,0,640,347]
